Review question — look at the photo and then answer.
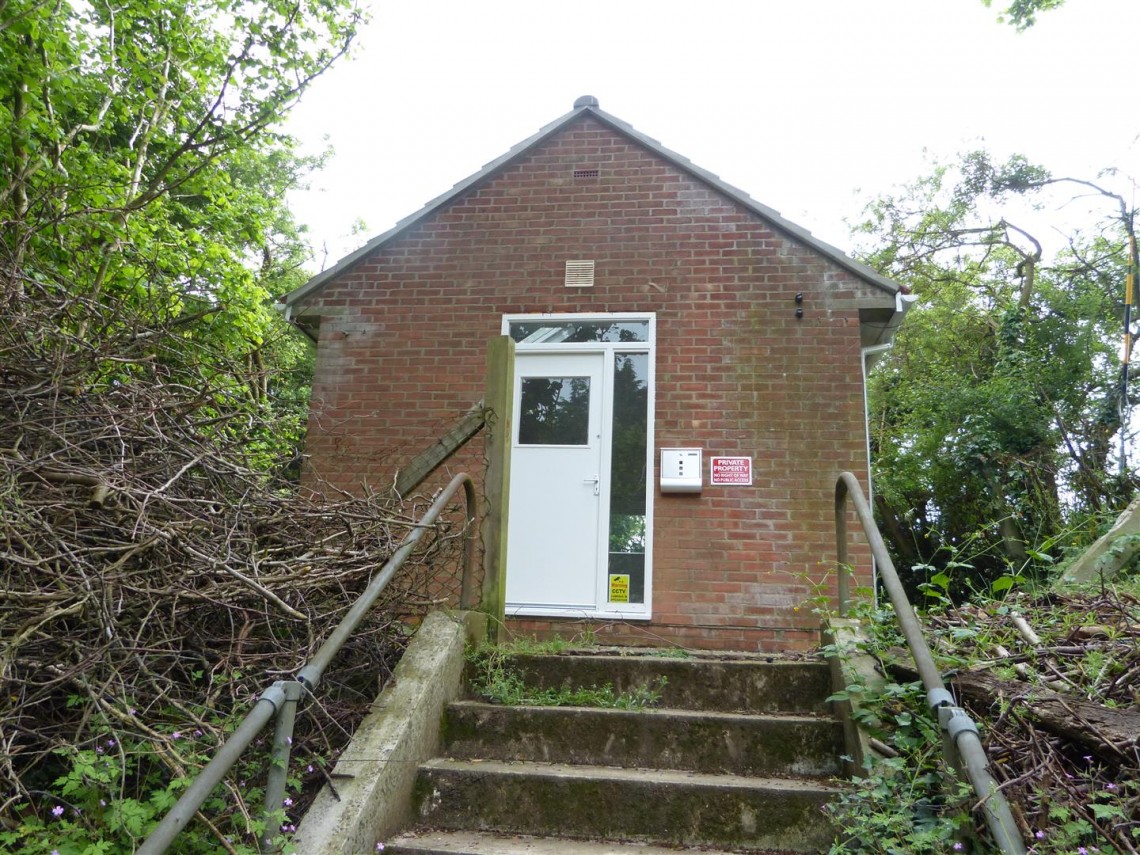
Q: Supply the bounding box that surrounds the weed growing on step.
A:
[643,647,691,658]
[466,645,666,709]
[490,635,584,656]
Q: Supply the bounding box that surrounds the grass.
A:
[466,640,667,709]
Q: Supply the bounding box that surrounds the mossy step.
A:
[384,828,805,854]
[413,758,838,853]
[443,701,843,777]
[499,654,832,715]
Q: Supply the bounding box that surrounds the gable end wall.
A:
[299,117,876,651]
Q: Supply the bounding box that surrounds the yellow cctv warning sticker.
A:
[609,574,630,603]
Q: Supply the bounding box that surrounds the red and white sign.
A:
[710,456,752,486]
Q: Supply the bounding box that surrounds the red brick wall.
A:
[298,116,877,652]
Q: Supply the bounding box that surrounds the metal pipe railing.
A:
[295,473,478,692]
[138,684,285,854]
[834,471,1026,855]
[140,472,478,854]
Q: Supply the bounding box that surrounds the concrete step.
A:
[383,829,805,854]
[498,653,832,715]
[412,758,838,853]
[442,701,843,777]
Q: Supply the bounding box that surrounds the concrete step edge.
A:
[503,649,823,663]
[384,828,802,854]
[495,654,834,714]
[442,701,845,776]
[501,654,830,677]
[448,699,837,723]
[420,757,842,792]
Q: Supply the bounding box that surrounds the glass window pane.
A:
[510,320,648,344]
[518,377,590,445]
[607,353,648,603]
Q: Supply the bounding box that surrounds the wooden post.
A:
[480,336,514,642]
[390,406,486,499]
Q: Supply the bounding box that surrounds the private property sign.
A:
[710,456,752,486]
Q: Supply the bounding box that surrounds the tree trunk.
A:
[874,494,921,565]
[889,661,1140,766]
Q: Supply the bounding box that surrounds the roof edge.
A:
[283,102,594,308]
[579,106,900,297]
[282,100,901,309]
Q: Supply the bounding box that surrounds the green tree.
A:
[0,1,368,847]
[982,0,1066,30]
[0,0,361,465]
[858,152,1135,594]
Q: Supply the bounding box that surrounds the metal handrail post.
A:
[457,474,479,609]
[835,472,943,690]
[835,484,850,615]
[259,680,304,852]
[942,706,1026,854]
[833,472,1026,855]
[138,682,287,855]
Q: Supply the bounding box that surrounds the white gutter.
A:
[857,291,917,592]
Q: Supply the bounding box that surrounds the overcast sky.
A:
[285,0,1140,271]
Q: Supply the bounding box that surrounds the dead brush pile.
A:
[892,587,1140,852]
[0,274,467,849]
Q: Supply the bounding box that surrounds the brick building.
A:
[281,97,910,651]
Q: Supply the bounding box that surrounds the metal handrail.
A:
[139,472,478,854]
[834,471,1026,855]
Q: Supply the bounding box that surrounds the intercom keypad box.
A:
[660,448,702,494]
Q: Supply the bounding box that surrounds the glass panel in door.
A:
[518,377,591,445]
[606,353,648,604]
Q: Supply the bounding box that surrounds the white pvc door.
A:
[506,352,604,609]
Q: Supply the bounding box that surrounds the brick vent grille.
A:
[573,168,599,178]
[564,259,595,287]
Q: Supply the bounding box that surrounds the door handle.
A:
[582,475,600,496]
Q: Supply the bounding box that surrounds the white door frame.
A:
[502,312,656,620]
